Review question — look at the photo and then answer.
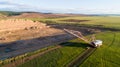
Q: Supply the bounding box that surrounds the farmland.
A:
[80,31,120,67]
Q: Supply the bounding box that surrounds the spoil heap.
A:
[0,19,47,32]
[0,19,64,43]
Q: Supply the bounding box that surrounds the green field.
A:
[80,31,120,67]
[18,39,88,67]
[39,16,120,30]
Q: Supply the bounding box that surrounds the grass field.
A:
[38,16,120,29]
[17,39,88,67]
[80,31,120,67]
[17,31,120,67]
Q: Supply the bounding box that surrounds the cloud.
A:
[0,1,22,7]
[0,1,40,12]
[0,1,49,12]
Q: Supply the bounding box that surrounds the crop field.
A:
[80,31,120,67]
[17,39,88,67]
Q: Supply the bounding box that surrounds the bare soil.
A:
[0,19,47,32]
[0,19,64,43]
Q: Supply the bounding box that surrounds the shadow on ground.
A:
[0,33,75,60]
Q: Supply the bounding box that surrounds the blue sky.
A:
[0,0,120,14]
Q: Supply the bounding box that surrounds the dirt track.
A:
[67,47,96,67]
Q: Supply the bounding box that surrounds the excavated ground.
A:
[0,19,75,60]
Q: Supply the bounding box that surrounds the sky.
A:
[0,0,120,14]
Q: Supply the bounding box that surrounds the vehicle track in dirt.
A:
[67,47,96,67]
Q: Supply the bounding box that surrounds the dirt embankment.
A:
[0,19,63,43]
[0,19,46,32]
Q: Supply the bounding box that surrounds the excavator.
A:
[63,28,102,48]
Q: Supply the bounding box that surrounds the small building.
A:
[91,40,103,47]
